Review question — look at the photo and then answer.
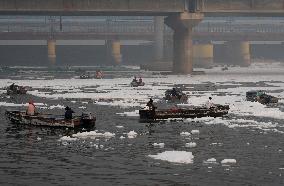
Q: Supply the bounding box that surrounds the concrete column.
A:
[172,28,193,73]
[154,16,164,61]
[111,40,122,65]
[226,41,251,66]
[47,40,56,65]
[165,12,203,74]
[193,43,214,68]
[106,40,122,65]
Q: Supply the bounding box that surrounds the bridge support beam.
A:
[193,43,213,68]
[165,12,203,74]
[226,41,251,66]
[154,16,164,62]
[47,39,56,65]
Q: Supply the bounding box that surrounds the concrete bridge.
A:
[0,0,284,16]
[1,0,284,73]
[2,16,284,69]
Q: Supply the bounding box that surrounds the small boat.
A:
[7,85,28,95]
[246,90,278,104]
[139,104,229,122]
[5,110,96,128]
[80,74,92,79]
[164,89,188,103]
[130,81,145,87]
[222,66,229,71]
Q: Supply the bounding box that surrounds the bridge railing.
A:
[2,20,284,34]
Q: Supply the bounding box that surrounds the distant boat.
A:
[80,74,92,79]
[6,85,28,95]
[5,110,96,129]
[130,81,145,87]
[246,90,278,104]
[164,89,188,103]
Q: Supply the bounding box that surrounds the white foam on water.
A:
[185,142,197,148]
[127,131,138,139]
[221,159,237,164]
[153,143,165,148]
[116,110,139,117]
[58,136,78,141]
[0,62,283,133]
[204,158,217,164]
[148,151,194,164]
[0,102,26,107]
[72,131,115,139]
[180,132,191,136]
[201,117,284,134]
[116,125,124,128]
[191,130,200,135]
[49,104,65,109]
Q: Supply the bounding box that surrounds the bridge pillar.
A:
[111,40,122,65]
[106,40,122,65]
[226,41,251,66]
[47,40,56,65]
[154,16,164,62]
[165,12,203,73]
[193,43,213,68]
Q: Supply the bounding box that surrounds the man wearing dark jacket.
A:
[65,106,74,120]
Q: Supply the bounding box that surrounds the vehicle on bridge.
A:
[5,110,96,129]
[246,90,278,104]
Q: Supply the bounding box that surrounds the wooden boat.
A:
[139,104,229,122]
[7,86,28,95]
[246,90,278,104]
[80,74,92,79]
[130,81,145,87]
[164,89,188,103]
[5,110,96,128]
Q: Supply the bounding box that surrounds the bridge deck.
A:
[0,0,284,16]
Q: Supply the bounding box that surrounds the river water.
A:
[0,63,283,186]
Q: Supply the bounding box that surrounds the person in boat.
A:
[146,98,156,110]
[9,83,15,91]
[65,106,74,120]
[206,97,215,108]
[26,100,36,116]
[138,77,143,84]
[132,76,138,83]
[171,88,182,99]
[96,70,103,79]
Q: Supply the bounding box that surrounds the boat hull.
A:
[139,105,229,122]
[5,110,96,129]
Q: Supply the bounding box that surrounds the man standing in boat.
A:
[146,98,156,119]
[26,101,36,116]
[65,106,74,120]
[146,98,156,110]
[206,97,215,108]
